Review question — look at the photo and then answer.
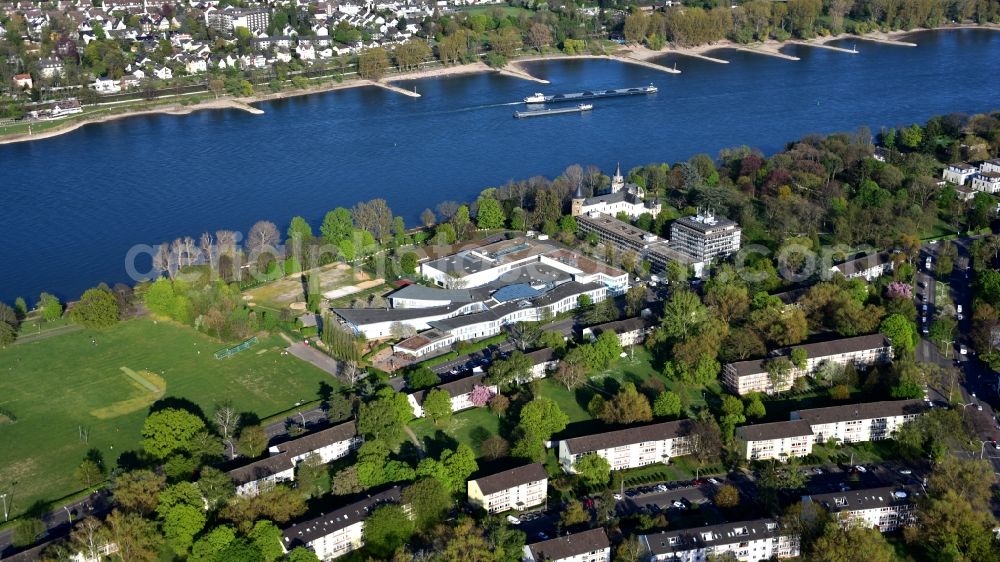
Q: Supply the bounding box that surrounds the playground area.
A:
[0,317,332,519]
[243,262,385,311]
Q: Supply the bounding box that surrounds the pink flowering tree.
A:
[886,281,913,300]
[470,385,495,407]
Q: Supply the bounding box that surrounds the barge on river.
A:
[514,103,593,119]
[523,84,657,104]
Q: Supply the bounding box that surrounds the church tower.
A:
[571,182,585,216]
[610,162,625,193]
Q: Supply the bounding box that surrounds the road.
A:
[0,492,109,559]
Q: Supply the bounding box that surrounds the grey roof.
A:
[832,252,893,275]
[525,347,557,365]
[410,373,489,406]
[277,421,358,458]
[470,463,547,496]
[804,485,915,514]
[563,420,692,455]
[332,303,463,325]
[736,419,814,442]
[587,316,654,338]
[725,334,891,377]
[227,453,293,485]
[641,518,785,556]
[281,487,401,547]
[388,284,476,303]
[793,399,925,426]
[527,528,609,561]
[672,214,738,234]
[493,283,543,302]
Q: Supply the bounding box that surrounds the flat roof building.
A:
[669,212,741,262]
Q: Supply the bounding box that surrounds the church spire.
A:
[611,161,625,193]
[574,181,584,200]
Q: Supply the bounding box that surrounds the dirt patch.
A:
[90,368,166,419]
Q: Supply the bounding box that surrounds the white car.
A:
[899,469,912,475]
[613,493,623,501]
[707,478,720,485]
[960,345,968,355]
[655,484,668,492]
[506,515,521,525]
[671,501,685,509]
[855,466,867,473]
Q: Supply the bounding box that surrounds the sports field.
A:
[0,318,333,518]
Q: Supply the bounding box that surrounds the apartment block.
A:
[582,315,655,347]
[723,334,892,395]
[668,212,742,262]
[792,400,925,444]
[523,528,611,562]
[803,486,917,533]
[280,487,400,560]
[735,420,815,462]
[558,420,695,473]
[407,373,498,418]
[641,518,800,562]
[467,463,548,513]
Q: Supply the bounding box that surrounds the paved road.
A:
[0,492,108,559]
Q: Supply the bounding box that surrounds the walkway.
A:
[736,46,800,61]
[285,341,341,378]
[369,80,421,98]
[789,40,858,54]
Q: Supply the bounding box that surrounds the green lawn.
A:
[0,318,334,518]
[410,406,501,457]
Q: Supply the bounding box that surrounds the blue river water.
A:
[0,29,997,303]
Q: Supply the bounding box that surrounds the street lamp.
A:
[1,492,8,522]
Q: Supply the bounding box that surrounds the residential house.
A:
[582,315,655,347]
[971,171,1000,194]
[723,334,893,396]
[525,347,558,381]
[407,373,497,418]
[92,76,120,93]
[982,158,1000,174]
[152,65,172,80]
[558,420,695,473]
[523,528,611,562]
[467,463,547,513]
[12,73,32,89]
[943,162,978,185]
[280,487,401,560]
[828,252,894,281]
[802,486,917,532]
[735,420,815,462]
[38,57,64,78]
[792,399,924,445]
[640,518,800,562]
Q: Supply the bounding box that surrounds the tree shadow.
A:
[148,396,208,422]
[239,411,261,428]
[84,448,105,471]
[115,450,143,472]
[468,426,491,447]
[423,430,460,459]
[317,381,334,403]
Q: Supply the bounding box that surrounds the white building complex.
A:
[228,421,362,496]
[280,487,400,560]
[407,373,497,418]
[640,518,800,562]
[943,159,1000,193]
[523,528,611,562]
[558,420,696,473]
[723,334,893,395]
[466,462,548,513]
[802,486,917,533]
[735,399,925,461]
[570,164,662,220]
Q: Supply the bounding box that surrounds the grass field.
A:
[0,318,334,518]
[410,407,502,458]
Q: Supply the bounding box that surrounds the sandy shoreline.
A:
[1,23,995,146]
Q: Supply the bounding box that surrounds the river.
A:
[0,29,997,303]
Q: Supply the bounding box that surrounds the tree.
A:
[561,501,589,528]
[113,470,166,515]
[625,286,647,317]
[191,525,236,561]
[420,208,436,227]
[286,216,313,243]
[70,286,120,328]
[790,347,808,370]
[480,435,509,460]
[351,198,394,243]
[574,454,611,486]
[745,393,766,419]
[142,408,206,459]
[236,425,268,458]
[357,387,412,442]
[287,547,321,562]
[600,383,653,424]
[526,23,552,50]
[880,313,917,357]
[403,478,451,530]
[554,350,588,389]
[487,350,533,386]
[162,503,206,555]
[320,207,354,244]
[489,393,510,417]
[653,391,682,418]
[358,47,390,79]
[197,467,235,511]
[246,220,280,258]
[248,520,284,562]
[477,197,506,229]
[39,292,63,321]
[400,251,418,274]
[363,504,414,558]
[487,26,522,57]
[519,398,569,439]
[214,402,239,458]
[12,518,45,548]
[422,388,453,425]
[661,290,708,341]
[75,458,105,488]
[106,510,163,562]
[394,40,431,71]
[69,517,111,562]
[810,522,895,562]
[406,366,441,389]
[714,484,740,509]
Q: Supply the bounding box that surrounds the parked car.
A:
[655,483,668,492]
[506,515,521,525]
[613,493,623,501]
[854,466,867,473]
[899,469,912,475]
[707,478,720,485]
[671,501,685,509]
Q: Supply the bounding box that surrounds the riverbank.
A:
[0,23,995,146]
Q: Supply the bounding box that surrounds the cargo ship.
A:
[523,84,657,104]
[514,103,593,119]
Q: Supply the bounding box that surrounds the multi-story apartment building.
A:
[280,487,401,560]
[558,420,695,473]
[467,463,548,513]
[205,6,270,33]
[228,421,362,496]
[668,212,742,262]
[971,171,1000,193]
[735,420,815,462]
[723,334,893,395]
[803,486,916,532]
[575,211,701,275]
[792,399,925,444]
[523,528,611,562]
[582,315,655,347]
[942,162,979,185]
[407,373,498,418]
[525,347,559,381]
[640,518,800,562]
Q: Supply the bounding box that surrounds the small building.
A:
[280,487,401,560]
[640,518,800,562]
[942,162,978,185]
[828,252,894,281]
[38,57,65,78]
[12,73,32,89]
[982,158,1000,174]
[407,373,496,418]
[735,420,815,462]
[392,328,455,358]
[523,528,611,562]
[525,347,558,381]
[792,399,924,445]
[558,420,695,473]
[582,316,655,347]
[152,65,172,80]
[803,486,917,533]
[92,76,120,93]
[467,462,548,513]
